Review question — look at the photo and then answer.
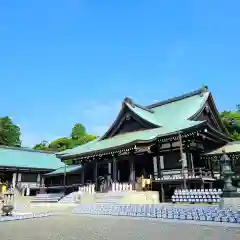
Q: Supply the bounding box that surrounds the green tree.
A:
[48,137,74,151]
[71,123,86,140]
[33,123,96,151]
[0,116,21,147]
[71,123,96,147]
[33,140,50,151]
[220,104,240,140]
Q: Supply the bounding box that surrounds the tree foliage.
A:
[220,105,240,140]
[71,124,86,140]
[33,123,96,152]
[0,117,21,147]
[33,140,50,151]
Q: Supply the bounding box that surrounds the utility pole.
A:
[179,132,187,189]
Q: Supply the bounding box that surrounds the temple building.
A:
[0,146,64,195]
[57,86,232,201]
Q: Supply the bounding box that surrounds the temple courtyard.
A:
[0,214,239,240]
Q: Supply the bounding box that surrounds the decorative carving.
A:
[205,105,210,113]
[124,97,134,106]
[200,85,208,96]
[125,114,131,121]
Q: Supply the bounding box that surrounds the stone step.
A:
[31,193,64,203]
[58,192,80,204]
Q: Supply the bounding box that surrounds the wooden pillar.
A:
[209,157,214,178]
[129,157,135,182]
[153,156,158,180]
[12,173,17,188]
[94,159,98,190]
[156,139,162,179]
[190,153,194,173]
[108,162,112,175]
[112,156,117,182]
[160,183,165,202]
[81,164,85,184]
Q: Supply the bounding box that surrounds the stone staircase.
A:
[31,193,64,203]
[58,192,80,204]
[77,191,159,205]
[94,192,126,204]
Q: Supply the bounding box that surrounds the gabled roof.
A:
[205,141,240,156]
[58,86,230,159]
[100,98,161,140]
[44,165,82,176]
[0,146,64,170]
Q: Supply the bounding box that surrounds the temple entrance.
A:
[118,159,130,182]
[135,154,153,179]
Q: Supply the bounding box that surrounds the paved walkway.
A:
[0,215,239,240]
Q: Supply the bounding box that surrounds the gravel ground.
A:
[0,214,240,240]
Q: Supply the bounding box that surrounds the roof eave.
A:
[206,123,233,142]
[60,122,206,161]
[0,166,56,171]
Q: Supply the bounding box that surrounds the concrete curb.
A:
[0,212,55,222]
[72,213,240,228]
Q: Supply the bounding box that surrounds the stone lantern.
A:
[219,149,240,210]
[220,150,239,197]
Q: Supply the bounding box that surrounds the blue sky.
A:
[0,1,239,147]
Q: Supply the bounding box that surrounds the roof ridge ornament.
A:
[200,85,209,96]
[124,97,134,107]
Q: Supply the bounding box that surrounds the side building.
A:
[57,86,232,201]
[0,145,64,195]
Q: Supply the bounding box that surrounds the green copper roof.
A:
[150,92,209,125]
[44,165,82,176]
[125,92,209,126]
[125,101,161,126]
[0,146,64,170]
[60,120,204,158]
[58,87,212,159]
[205,141,240,155]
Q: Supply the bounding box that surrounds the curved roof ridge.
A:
[146,86,209,109]
[124,97,154,113]
[124,101,161,127]
[0,145,55,154]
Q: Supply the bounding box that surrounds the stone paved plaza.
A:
[0,214,240,240]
